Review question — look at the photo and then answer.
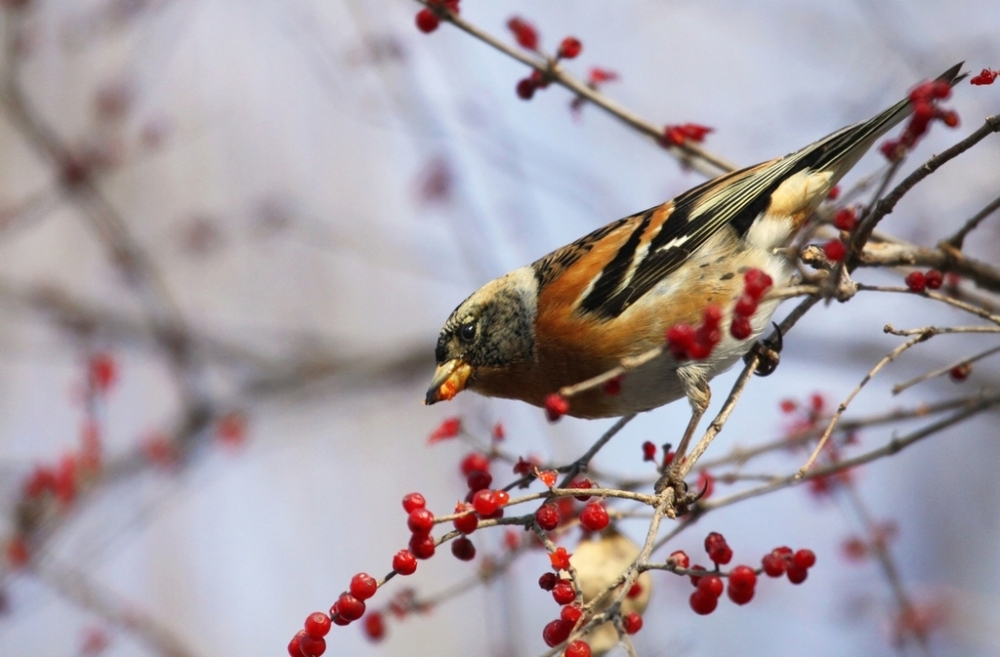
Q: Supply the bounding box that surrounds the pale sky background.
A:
[0,1,998,656]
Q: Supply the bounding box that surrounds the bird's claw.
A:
[745,322,783,376]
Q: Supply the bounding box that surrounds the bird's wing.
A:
[537,62,966,320]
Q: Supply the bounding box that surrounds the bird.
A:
[426,64,965,447]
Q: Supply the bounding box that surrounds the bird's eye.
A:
[459,322,477,343]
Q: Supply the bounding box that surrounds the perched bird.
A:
[426,64,964,437]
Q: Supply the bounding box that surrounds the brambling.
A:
[426,65,964,430]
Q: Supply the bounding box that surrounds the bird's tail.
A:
[794,62,966,177]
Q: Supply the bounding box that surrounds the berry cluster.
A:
[508,16,585,101]
[904,269,943,292]
[970,68,998,86]
[761,546,816,583]
[671,534,815,615]
[414,0,460,34]
[288,572,380,656]
[880,79,958,161]
[660,123,714,148]
[666,305,724,360]
[730,268,774,340]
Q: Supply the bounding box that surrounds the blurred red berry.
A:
[507,17,539,50]
[565,640,591,657]
[669,550,690,569]
[363,612,385,641]
[697,575,723,599]
[950,363,971,382]
[545,393,570,421]
[730,315,752,340]
[539,572,558,591]
[549,546,572,571]
[451,536,476,561]
[793,549,816,570]
[460,453,490,476]
[542,619,573,647]
[833,207,858,231]
[971,68,998,85]
[823,239,847,262]
[415,9,439,33]
[558,37,582,59]
[925,269,943,289]
[428,417,461,443]
[622,611,643,634]
[905,271,927,292]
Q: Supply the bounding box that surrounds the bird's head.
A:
[425,267,537,405]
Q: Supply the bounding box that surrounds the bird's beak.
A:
[425,359,472,405]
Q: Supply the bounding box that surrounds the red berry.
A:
[570,477,594,501]
[622,611,643,634]
[730,315,752,340]
[579,502,609,532]
[941,109,959,127]
[734,294,758,317]
[451,536,476,561]
[428,417,461,442]
[793,549,816,570]
[641,440,657,461]
[688,564,707,587]
[786,565,808,584]
[971,68,998,86]
[833,208,858,232]
[702,304,723,328]
[602,374,623,396]
[545,393,570,422]
[472,489,498,516]
[350,573,378,601]
[288,631,305,657]
[823,239,847,262]
[925,269,943,289]
[904,271,926,292]
[507,17,539,50]
[516,78,537,100]
[88,352,117,391]
[334,593,365,621]
[689,590,718,615]
[704,532,732,565]
[408,532,436,560]
[729,565,757,591]
[392,549,417,575]
[697,575,723,599]
[536,503,561,531]
[549,546,572,570]
[495,490,510,506]
[666,323,696,360]
[407,508,435,534]
[415,9,439,33]
[363,612,385,641]
[298,632,326,657]
[558,36,582,59]
[542,619,573,647]
[727,583,754,605]
[539,572,558,591]
[950,363,972,381]
[560,604,583,623]
[460,452,490,476]
[466,469,492,492]
[402,492,426,513]
[332,615,350,627]
[453,504,478,534]
[552,579,576,605]
[565,640,591,657]
[304,612,331,639]
[538,470,558,487]
[761,553,786,577]
[743,268,773,300]
[670,550,690,569]
[827,186,841,201]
